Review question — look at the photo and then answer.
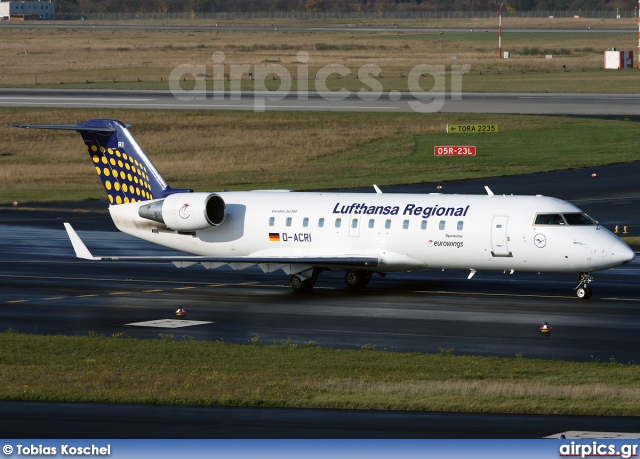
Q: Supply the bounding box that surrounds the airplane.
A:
[14,119,635,299]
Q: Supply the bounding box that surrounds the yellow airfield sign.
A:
[446,124,498,133]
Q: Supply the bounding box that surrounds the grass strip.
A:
[621,236,640,250]
[1,25,638,93]
[2,108,639,202]
[1,332,639,416]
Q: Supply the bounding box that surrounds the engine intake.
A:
[138,192,226,232]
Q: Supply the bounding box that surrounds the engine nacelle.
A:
[138,192,226,232]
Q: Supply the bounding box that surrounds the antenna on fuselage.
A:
[373,184,382,194]
[484,186,494,196]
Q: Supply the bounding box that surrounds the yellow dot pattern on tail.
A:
[89,144,153,204]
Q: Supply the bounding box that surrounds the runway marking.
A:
[174,286,196,290]
[601,297,640,302]
[0,274,637,301]
[76,294,97,298]
[202,104,401,111]
[126,319,212,328]
[414,289,574,300]
[42,297,64,301]
[0,274,222,286]
[0,102,158,107]
[0,97,152,101]
[0,102,400,111]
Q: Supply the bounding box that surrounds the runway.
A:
[2,88,640,115]
[0,23,634,33]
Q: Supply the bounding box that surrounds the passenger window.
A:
[535,214,565,225]
[335,218,341,228]
[368,219,375,229]
[351,218,358,229]
[269,217,275,227]
[385,219,391,229]
[421,220,427,230]
[457,221,464,231]
[439,220,445,230]
[286,217,292,227]
[318,218,324,228]
[303,217,309,227]
[403,220,409,229]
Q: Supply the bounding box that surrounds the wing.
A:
[64,223,378,274]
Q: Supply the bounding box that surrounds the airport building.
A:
[0,1,55,20]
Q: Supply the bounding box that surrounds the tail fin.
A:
[13,119,191,205]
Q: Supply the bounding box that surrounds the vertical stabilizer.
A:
[13,119,191,204]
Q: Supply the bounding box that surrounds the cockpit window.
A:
[535,214,565,225]
[563,213,597,226]
[534,212,598,226]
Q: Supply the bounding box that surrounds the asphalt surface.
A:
[0,23,635,33]
[2,401,640,439]
[3,89,640,115]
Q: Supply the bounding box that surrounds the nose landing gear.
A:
[575,272,593,299]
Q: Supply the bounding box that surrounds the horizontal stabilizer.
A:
[12,123,118,132]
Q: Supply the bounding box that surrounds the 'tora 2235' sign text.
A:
[434,146,476,156]
[446,124,499,133]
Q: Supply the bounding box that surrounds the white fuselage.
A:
[109,191,634,274]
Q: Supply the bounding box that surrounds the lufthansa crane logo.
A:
[534,233,547,248]
[179,203,191,219]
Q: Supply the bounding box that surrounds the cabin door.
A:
[491,215,512,257]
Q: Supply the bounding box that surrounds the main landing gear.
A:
[344,270,372,289]
[289,274,315,293]
[575,272,593,299]
[289,269,374,292]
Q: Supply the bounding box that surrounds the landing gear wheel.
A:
[575,272,594,300]
[576,286,592,299]
[290,275,314,293]
[344,270,370,289]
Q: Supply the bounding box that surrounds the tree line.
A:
[56,0,634,15]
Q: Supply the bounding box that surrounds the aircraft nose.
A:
[611,240,636,264]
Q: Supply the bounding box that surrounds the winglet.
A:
[63,223,98,260]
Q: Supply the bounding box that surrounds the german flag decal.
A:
[269,233,280,242]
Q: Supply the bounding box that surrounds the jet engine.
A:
[138,192,226,232]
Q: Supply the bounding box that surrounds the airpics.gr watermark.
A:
[168,51,471,113]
